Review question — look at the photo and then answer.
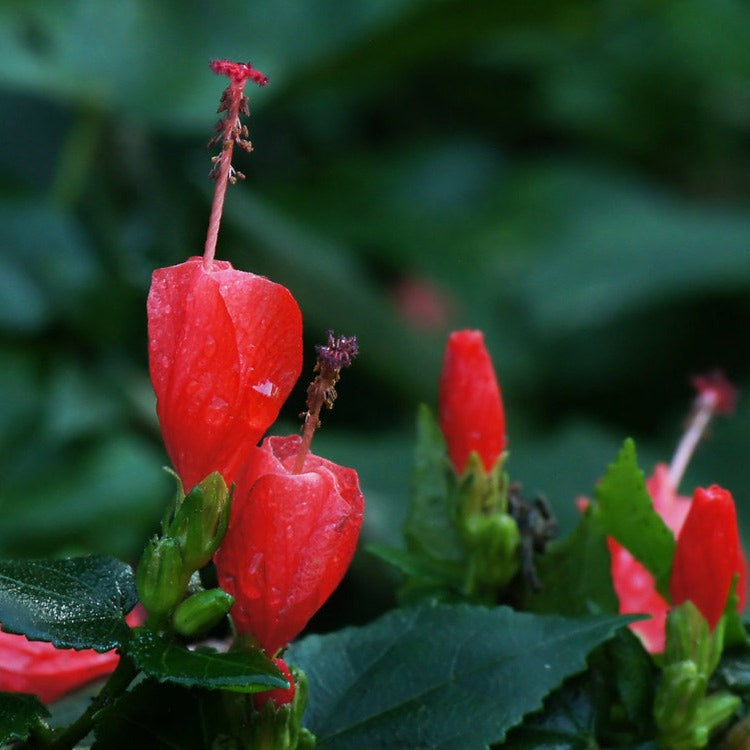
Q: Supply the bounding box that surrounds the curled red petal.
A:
[438,330,506,473]
[669,484,748,628]
[148,257,303,491]
[214,435,364,655]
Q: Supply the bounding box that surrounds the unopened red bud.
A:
[670,485,748,629]
[438,330,507,474]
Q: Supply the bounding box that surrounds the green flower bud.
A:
[172,588,234,637]
[654,661,706,736]
[136,536,187,617]
[169,472,232,573]
[461,512,520,594]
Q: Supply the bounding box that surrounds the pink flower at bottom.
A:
[608,463,692,653]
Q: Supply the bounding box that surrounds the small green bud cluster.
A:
[654,601,739,749]
[136,472,234,634]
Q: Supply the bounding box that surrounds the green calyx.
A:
[245,667,316,750]
[655,602,739,749]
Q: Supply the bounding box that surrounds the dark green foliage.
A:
[128,628,287,693]
[0,693,49,745]
[0,556,136,651]
[287,603,635,749]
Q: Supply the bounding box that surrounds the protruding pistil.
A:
[294,331,359,473]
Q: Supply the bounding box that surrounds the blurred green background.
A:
[1,1,750,624]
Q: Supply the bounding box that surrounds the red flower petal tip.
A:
[438,330,506,473]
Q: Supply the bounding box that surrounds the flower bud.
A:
[214,435,364,655]
[136,536,187,617]
[252,658,296,710]
[169,472,232,573]
[654,661,706,735]
[669,485,748,629]
[438,330,506,474]
[172,588,234,637]
[148,257,303,492]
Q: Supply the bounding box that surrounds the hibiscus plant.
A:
[2,59,750,750]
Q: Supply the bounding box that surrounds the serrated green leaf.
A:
[0,692,50,744]
[524,508,618,617]
[594,439,675,599]
[403,405,464,564]
[129,627,287,692]
[287,602,635,750]
[92,679,228,750]
[0,556,136,651]
[502,673,597,750]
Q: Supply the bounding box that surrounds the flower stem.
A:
[46,654,139,750]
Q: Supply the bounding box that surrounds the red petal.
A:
[214,436,364,655]
[148,257,302,491]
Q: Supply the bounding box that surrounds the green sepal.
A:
[663,601,724,677]
[721,575,749,649]
[248,666,316,749]
[136,536,187,618]
[654,661,707,735]
[460,511,520,595]
[172,588,234,637]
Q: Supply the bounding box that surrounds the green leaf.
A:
[129,627,287,693]
[0,556,136,651]
[502,673,598,750]
[92,680,228,750]
[0,692,50,744]
[287,602,635,750]
[524,508,618,617]
[594,439,675,599]
[403,405,464,564]
[606,627,656,732]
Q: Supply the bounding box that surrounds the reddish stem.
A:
[203,82,244,267]
[202,61,268,267]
